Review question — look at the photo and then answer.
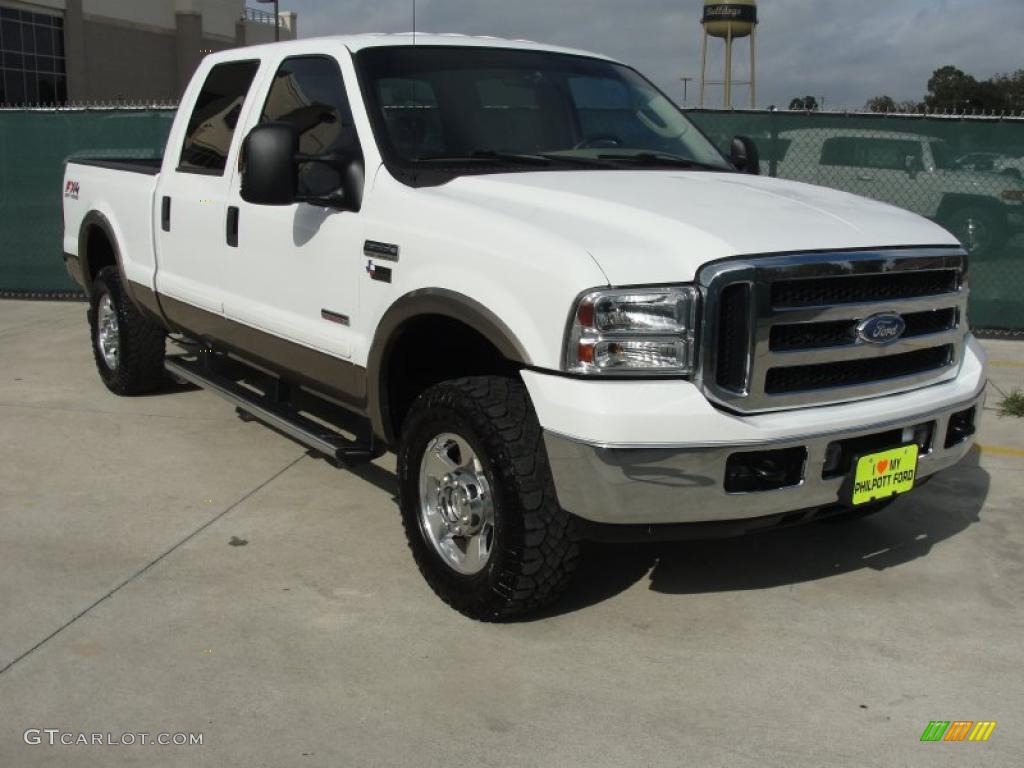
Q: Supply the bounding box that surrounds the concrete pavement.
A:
[1,300,1022,767]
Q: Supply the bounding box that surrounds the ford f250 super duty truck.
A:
[62,35,987,620]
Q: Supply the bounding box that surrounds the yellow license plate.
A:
[851,445,919,506]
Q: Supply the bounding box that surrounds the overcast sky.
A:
[282,0,1024,110]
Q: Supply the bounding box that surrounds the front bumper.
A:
[531,338,987,527]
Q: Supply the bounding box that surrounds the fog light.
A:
[725,447,807,493]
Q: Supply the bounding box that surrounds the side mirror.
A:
[295,150,365,212]
[240,122,364,212]
[240,122,299,206]
[730,135,760,175]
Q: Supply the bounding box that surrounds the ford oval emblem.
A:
[857,313,906,345]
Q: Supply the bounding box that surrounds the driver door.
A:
[224,53,364,379]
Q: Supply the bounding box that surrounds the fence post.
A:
[768,108,779,178]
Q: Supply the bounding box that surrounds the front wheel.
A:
[398,376,579,621]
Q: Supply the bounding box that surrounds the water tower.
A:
[699,0,758,109]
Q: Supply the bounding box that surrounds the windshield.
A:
[355,46,731,184]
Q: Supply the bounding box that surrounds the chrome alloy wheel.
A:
[96,294,120,370]
[418,432,495,575]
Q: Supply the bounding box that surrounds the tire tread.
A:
[398,376,579,620]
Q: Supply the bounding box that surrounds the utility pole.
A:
[679,77,694,107]
[257,0,280,41]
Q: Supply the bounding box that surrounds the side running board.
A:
[166,354,380,464]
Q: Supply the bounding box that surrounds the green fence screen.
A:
[0,108,175,296]
[1,107,1022,329]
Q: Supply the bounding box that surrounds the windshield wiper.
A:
[596,152,729,172]
[535,153,620,168]
[412,150,552,166]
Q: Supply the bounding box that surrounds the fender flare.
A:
[78,210,124,296]
[366,288,532,444]
[78,210,166,324]
[935,194,1008,225]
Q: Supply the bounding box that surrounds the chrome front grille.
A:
[699,248,969,412]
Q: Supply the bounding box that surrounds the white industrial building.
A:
[0,0,297,104]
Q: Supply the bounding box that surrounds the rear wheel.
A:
[88,266,166,395]
[397,376,579,621]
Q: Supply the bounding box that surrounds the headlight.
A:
[564,286,699,376]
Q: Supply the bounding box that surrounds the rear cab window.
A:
[179,60,261,175]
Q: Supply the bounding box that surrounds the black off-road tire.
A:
[398,376,580,621]
[88,266,166,395]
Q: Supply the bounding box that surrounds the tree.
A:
[925,65,977,111]
[788,95,819,111]
[866,67,1023,116]
[989,70,1024,111]
[865,95,897,113]
[923,65,1012,112]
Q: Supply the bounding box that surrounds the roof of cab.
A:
[220,32,615,62]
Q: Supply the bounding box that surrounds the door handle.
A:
[161,196,171,231]
[226,206,239,248]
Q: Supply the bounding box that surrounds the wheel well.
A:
[83,224,116,292]
[936,195,1007,223]
[383,315,522,440]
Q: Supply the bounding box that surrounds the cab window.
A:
[821,137,922,171]
[179,60,260,174]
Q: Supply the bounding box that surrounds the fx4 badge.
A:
[64,180,80,199]
[857,313,906,345]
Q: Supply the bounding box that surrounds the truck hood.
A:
[424,170,959,285]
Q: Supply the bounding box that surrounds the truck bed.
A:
[63,158,161,293]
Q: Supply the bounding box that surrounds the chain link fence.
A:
[686,109,1024,331]
[1,106,1022,329]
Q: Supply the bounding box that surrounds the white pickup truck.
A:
[62,35,987,620]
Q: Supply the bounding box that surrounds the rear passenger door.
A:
[154,59,261,315]
[224,54,364,365]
